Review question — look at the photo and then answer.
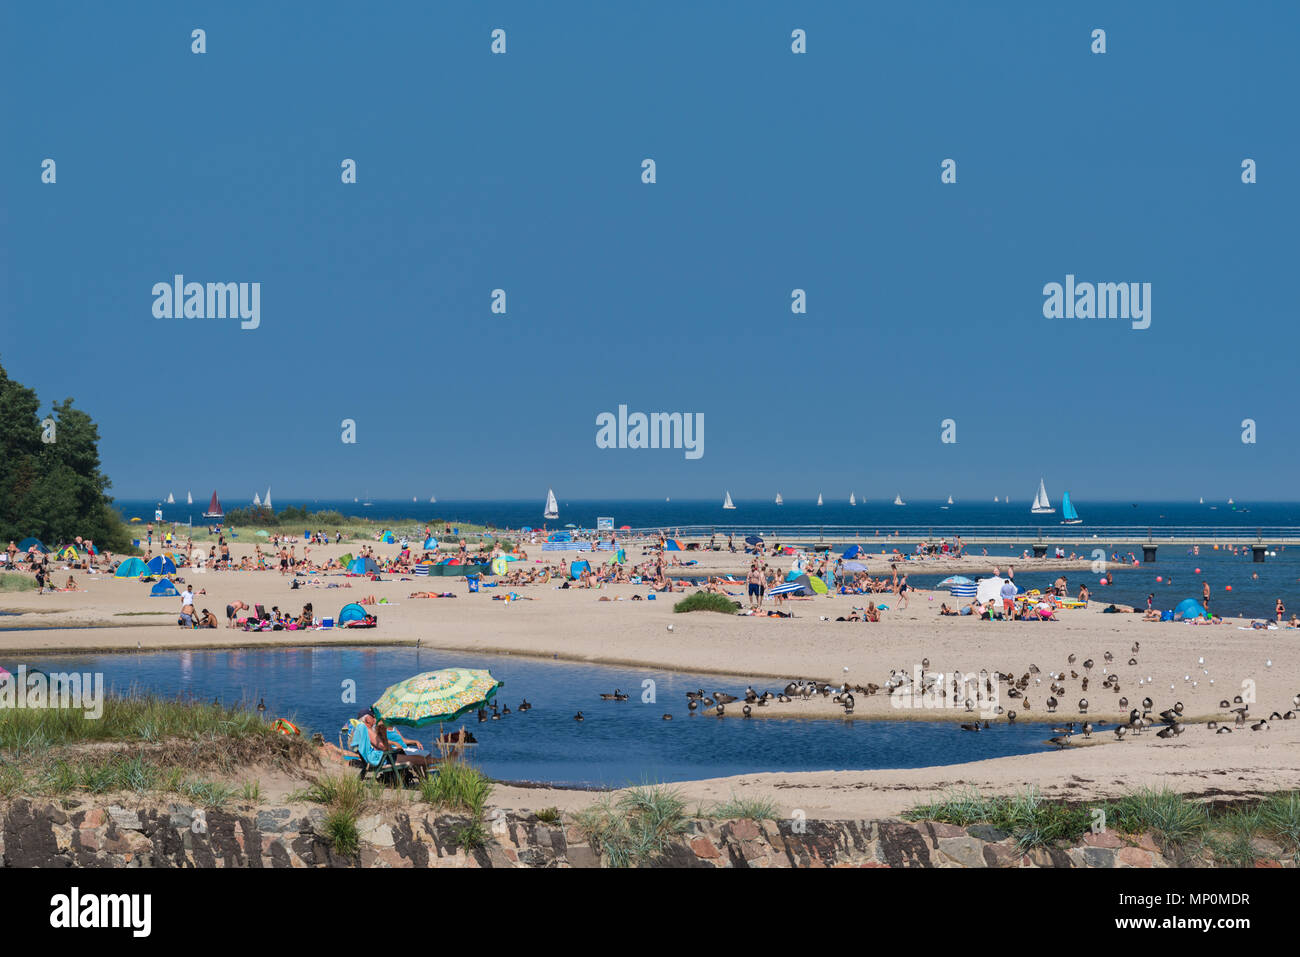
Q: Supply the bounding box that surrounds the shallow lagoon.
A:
[3,647,1058,787]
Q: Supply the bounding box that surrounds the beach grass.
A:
[673,592,740,615]
[419,758,494,815]
[533,806,562,824]
[0,572,37,593]
[575,783,690,867]
[706,792,779,821]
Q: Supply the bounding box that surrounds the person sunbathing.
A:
[363,713,434,776]
[938,602,957,616]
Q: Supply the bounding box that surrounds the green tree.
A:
[0,360,132,552]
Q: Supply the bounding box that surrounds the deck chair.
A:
[346,720,405,785]
[254,604,268,621]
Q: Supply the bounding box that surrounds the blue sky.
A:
[3,1,1298,502]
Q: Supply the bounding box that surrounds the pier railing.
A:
[612,525,1296,544]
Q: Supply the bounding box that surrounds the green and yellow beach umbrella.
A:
[372,668,503,728]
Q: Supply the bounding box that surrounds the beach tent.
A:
[423,538,439,550]
[338,602,369,624]
[976,576,1018,605]
[1174,598,1208,619]
[114,557,149,578]
[347,556,379,575]
[745,535,763,546]
[842,545,864,559]
[570,560,591,579]
[18,538,46,553]
[664,539,684,551]
[59,546,80,561]
[337,552,354,568]
[520,527,532,533]
[380,532,395,544]
[150,579,179,597]
[146,555,178,576]
[806,574,830,595]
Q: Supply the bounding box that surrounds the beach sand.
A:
[5,540,1298,818]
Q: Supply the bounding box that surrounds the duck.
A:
[256,698,267,715]
[960,722,982,732]
[662,714,673,721]
[518,699,532,712]
[573,711,585,722]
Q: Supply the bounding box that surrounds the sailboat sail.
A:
[946,494,953,505]
[187,491,193,505]
[1031,478,1055,513]
[253,492,261,506]
[1062,491,1081,523]
[202,491,224,519]
[849,493,856,506]
[265,487,272,510]
[817,494,823,506]
[993,495,999,502]
[430,495,437,503]
[894,493,905,506]
[166,492,175,504]
[544,489,559,520]
[723,491,736,509]
[775,493,783,505]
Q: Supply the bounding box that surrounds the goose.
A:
[1284,711,1296,720]
[1046,696,1059,713]
[1234,712,1246,728]
[964,699,975,712]
[1233,695,1244,705]
[1131,641,1140,654]
[573,711,585,722]
[777,694,792,704]
[1103,651,1114,663]
[715,704,725,717]
[922,657,931,670]
[960,722,982,732]
[1048,734,1072,748]
[842,699,855,716]
[256,698,266,715]
[478,708,488,722]
[756,697,769,707]
[1219,699,1231,710]
[686,689,707,701]
[599,689,623,701]
[1118,696,1129,709]
[518,700,532,712]
[501,703,511,715]
[1142,696,1153,711]
[1216,726,1232,734]
[1007,710,1017,723]
[1128,658,1138,666]
[662,714,673,720]
[1078,698,1089,714]
[742,705,752,717]
[1114,726,1127,740]
[702,697,715,708]
[688,700,698,712]
[1207,721,1217,730]
[1068,654,1077,664]
[1269,711,1282,721]
[744,686,758,702]
[1156,723,1183,739]
[1083,658,1094,672]
[715,692,738,704]
[1082,721,1093,738]
[1029,664,1041,674]
[1251,719,1269,731]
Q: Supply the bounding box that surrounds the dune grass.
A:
[705,792,779,821]
[0,572,37,592]
[673,591,740,614]
[575,784,690,867]
[907,786,1300,862]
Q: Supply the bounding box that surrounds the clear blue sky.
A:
[3,1,1297,502]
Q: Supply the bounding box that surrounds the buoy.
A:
[1226,585,1232,591]
[1156,576,1163,583]
[1194,568,1201,574]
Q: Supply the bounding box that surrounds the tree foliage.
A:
[0,360,132,551]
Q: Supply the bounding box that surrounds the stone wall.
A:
[0,798,1291,867]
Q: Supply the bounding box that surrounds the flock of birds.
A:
[563,639,1300,748]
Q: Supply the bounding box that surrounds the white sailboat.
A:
[1227,498,1234,505]
[166,492,175,504]
[775,493,783,505]
[849,492,856,506]
[253,492,261,506]
[817,493,823,506]
[723,491,736,509]
[265,487,272,510]
[942,494,952,509]
[430,495,437,504]
[1031,478,1055,514]
[993,495,999,502]
[947,494,953,505]
[894,493,905,506]
[544,488,559,520]
[186,490,193,505]
[1199,496,1204,504]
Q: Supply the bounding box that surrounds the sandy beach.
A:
[5,539,1298,818]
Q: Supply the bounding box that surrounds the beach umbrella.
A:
[744,535,763,545]
[564,523,577,529]
[255,529,270,537]
[937,575,973,586]
[767,581,805,598]
[372,668,503,728]
[490,556,508,575]
[129,517,142,523]
[619,525,631,531]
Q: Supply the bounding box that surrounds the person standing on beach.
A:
[746,561,763,609]
[1276,598,1286,622]
[1202,580,1211,610]
[897,572,911,609]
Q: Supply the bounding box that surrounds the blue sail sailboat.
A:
[1061,491,1082,524]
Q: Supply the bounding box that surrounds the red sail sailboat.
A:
[202,491,224,520]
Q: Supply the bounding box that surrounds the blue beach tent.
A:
[18,537,46,553]
[114,557,149,578]
[1174,598,1208,619]
[146,555,178,576]
[338,602,369,624]
[842,545,864,559]
[150,579,179,597]
[423,538,439,550]
[570,560,591,579]
[347,556,379,575]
